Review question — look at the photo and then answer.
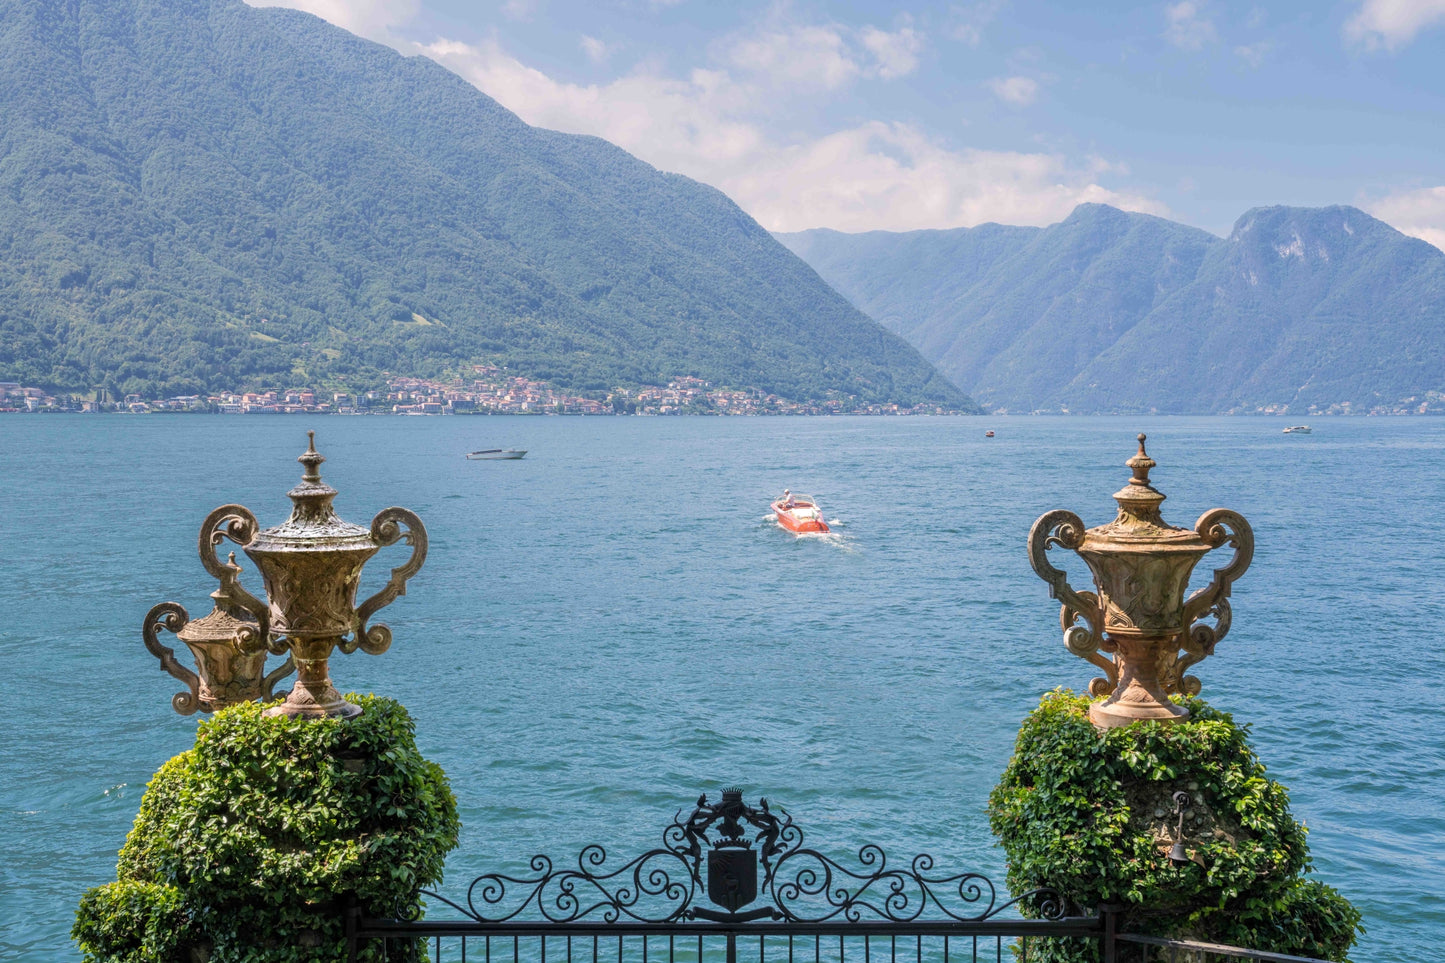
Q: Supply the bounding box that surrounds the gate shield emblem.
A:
[707,846,758,912]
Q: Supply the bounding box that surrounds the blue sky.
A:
[249,1,1445,247]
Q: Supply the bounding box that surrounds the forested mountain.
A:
[0,0,966,407]
[779,205,1445,414]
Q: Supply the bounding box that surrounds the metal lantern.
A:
[143,432,427,719]
[1168,792,1193,867]
[1027,434,1253,729]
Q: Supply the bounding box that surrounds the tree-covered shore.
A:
[0,0,969,411]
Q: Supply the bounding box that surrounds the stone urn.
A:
[1027,434,1253,728]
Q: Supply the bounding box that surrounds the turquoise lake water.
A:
[1,415,1442,961]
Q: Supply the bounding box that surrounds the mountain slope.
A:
[1066,206,1445,413]
[0,0,966,407]
[778,205,1445,414]
[776,224,1038,353]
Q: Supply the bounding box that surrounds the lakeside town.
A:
[7,372,1443,417]
[0,367,962,417]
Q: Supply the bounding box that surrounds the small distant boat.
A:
[985,430,995,437]
[771,493,830,534]
[467,449,526,460]
[1282,426,1312,434]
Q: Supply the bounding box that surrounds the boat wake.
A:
[793,528,856,551]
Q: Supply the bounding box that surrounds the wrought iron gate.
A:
[347,789,1102,963]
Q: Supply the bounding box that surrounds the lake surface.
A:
[2,415,1441,962]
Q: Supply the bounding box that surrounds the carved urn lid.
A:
[177,552,259,644]
[177,594,257,644]
[1081,434,1213,555]
[246,432,375,555]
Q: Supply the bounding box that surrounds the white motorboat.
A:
[466,449,526,460]
[1282,426,1312,434]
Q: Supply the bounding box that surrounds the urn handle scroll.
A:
[1182,508,1254,627]
[1027,510,1090,614]
[197,504,270,634]
[143,602,201,715]
[349,507,429,656]
[1169,508,1255,696]
[260,656,297,702]
[1028,510,1116,697]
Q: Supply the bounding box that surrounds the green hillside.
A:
[1068,206,1445,414]
[779,204,1445,414]
[0,0,967,408]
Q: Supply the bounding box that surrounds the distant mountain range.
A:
[779,204,1445,414]
[0,0,966,408]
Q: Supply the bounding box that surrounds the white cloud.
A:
[1345,0,1445,50]
[420,37,1165,233]
[1366,186,1445,252]
[1234,41,1270,66]
[244,0,417,39]
[580,35,609,64]
[1163,2,1216,50]
[728,124,1169,233]
[950,1,1005,47]
[723,20,924,90]
[988,75,1039,106]
[726,25,861,91]
[859,25,924,79]
[421,39,765,175]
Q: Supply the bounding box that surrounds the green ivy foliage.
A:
[74,695,460,963]
[73,881,189,963]
[987,690,1361,962]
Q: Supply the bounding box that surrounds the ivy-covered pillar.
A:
[994,436,1361,961]
[988,691,1358,961]
[74,698,459,962]
[74,435,458,961]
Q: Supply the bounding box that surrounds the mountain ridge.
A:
[0,0,968,408]
[777,203,1445,414]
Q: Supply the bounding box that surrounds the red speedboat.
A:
[771,493,830,533]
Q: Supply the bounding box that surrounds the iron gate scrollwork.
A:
[423,789,1070,925]
[351,790,1094,962]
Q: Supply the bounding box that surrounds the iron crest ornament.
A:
[142,432,427,719]
[416,790,1071,925]
[1027,434,1253,728]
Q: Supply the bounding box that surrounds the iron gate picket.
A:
[347,789,1104,963]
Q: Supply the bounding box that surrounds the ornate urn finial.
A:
[1027,435,1254,728]
[142,432,428,720]
[299,430,324,481]
[1126,433,1155,486]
